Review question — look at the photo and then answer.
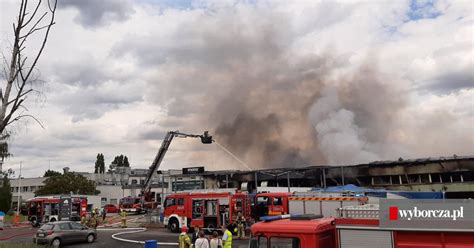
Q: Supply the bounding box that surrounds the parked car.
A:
[33,221,96,247]
[103,204,119,213]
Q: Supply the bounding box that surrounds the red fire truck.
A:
[253,192,368,220]
[163,191,252,232]
[250,206,474,248]
[26,196,87,227]
[119,196,142,213]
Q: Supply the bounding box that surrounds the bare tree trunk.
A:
[0,0,57,135]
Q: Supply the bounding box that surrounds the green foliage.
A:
[3,213,27,222]
[43,169,62,177]
[0,173,12,212]
[94,153,105,173]
[35,172,100,195]
[123,155,130,167]
[111,154,130,169]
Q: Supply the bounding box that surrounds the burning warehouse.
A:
[173,155,474,199]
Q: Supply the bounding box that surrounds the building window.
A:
[132,179,138,185]
[23,186,28,192]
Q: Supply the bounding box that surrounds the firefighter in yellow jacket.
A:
[179,226,192,248]
[222,224,233,248]
[120,209,127,228]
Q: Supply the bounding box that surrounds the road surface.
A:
[1,226,250,248]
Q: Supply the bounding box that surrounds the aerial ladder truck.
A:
[119,131,213,213]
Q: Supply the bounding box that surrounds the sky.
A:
[0,0,473,178]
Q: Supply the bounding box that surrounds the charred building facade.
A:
[193,156,474,198]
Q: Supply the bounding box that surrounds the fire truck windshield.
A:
[120,197,140,205]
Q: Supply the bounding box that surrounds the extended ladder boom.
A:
[142,131,213,193]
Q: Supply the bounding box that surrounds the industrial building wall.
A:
[96,185,133,205]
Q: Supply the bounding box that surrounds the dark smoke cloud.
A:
[209,55,339,168]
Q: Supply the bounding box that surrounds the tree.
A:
[111,155,130,167]
[94,153,105,174]
[123,156,130,167]
[43,169,61,177]
[35,172,99,195]
[0,0,57,150]
[94,154,99,173]
[0,173,12,212]
[99,154,105,173]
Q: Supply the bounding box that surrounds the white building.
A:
[10,177,45,207]
[8,167,221,209]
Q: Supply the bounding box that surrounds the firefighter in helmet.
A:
[236,211,246,239]
[80,212,87,225]
[179,226,192,248]
[120,209,127,228]
[92,208,100,229]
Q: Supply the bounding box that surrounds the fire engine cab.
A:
[164,191,251,232]
[250,206,474,248]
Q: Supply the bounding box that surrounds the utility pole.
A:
[287,172,290,193]
[254,172,258,193]
[341,166,345,187]
[161,173,165,207]
[322,168,326,189]
[17,162,22,214]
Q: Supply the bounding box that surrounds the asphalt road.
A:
[1,227,250,248]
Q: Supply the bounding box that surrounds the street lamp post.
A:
[17,162,22,214]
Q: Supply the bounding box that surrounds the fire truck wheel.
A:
[51,238,61,248]
[169,218,179,233]
[87,234,95,243]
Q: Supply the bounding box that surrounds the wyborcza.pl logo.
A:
[388,206,464,221]
[380,199,473,230]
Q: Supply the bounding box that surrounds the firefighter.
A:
[80,212,87,225]
[92,208,100,229]
[179,226,192,248]
[222,224,233,248]
[236,212,246,239]
[89,213,97,229]
[120,209,127,228]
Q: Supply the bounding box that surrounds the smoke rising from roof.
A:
[209,55,406,168]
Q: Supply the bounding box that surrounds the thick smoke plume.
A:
[138,4,471,170]
[209,56,405,168]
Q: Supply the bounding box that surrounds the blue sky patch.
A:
[407,0,442,21]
